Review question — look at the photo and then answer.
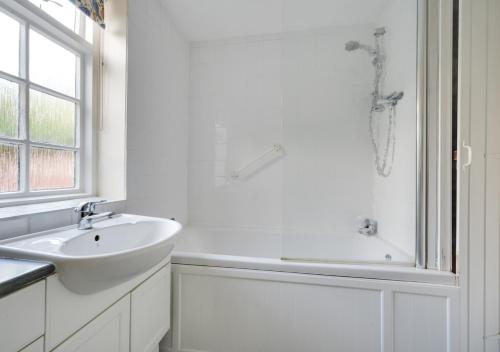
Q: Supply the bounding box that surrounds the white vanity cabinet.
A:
[51,265,171,352]
[0,260,172,352]
[45,261,172,352]
[52,295,131,352]
[0,281,45,352]
[131,266,171,352]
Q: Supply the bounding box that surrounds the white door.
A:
[53,295,130,352]
[458,0,500,351]
[0,281,45,352]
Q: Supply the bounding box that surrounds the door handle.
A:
[462,141,472,170]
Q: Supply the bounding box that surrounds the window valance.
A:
[68,0,104,28]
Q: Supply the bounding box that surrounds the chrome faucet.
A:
[74,200,115,230]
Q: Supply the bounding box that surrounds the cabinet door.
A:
[131,264,171,352]
[0,281,45,352]
[53,295,130,352]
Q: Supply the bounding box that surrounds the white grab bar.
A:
[485,333,500,341]
[231,144,283,179]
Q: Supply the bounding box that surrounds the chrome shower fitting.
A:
[345,27,404,177]
[344,27,404,112]
[357,217,378,236]
[383,91,405,106]
[374,27,386,37]
[344,41,376,55]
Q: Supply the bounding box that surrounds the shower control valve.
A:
[357,217,378,236]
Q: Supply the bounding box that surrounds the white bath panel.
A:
[393,293,449,352]
[171,265,459,352]
[177,274,381,351]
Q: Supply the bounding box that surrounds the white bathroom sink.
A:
[0,214,182,294]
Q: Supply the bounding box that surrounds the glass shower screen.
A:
[278,0,419,265]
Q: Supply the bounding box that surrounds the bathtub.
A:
[172,226,454,284]
[168,227,459,352]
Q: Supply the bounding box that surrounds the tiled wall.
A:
[280,26,374,239]
[0,200,126,241]
[188,7,418,258]
[0,211,74,241]
[126,0,190,223]
[189,38,285,229]
[188,26,380,259]
[372,0,417,257]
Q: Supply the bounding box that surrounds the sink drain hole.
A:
[94,235,100,242]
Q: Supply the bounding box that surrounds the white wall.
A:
[0,200,126,241]
[0,0,191,240]
[188,26,380,261]
[188,10,418,261]
[163,0,390,42]
[280,26,375,259]
[126,0,190,223]
[372,0,418,257]
[98,0,127,201]
[189,38,284,229]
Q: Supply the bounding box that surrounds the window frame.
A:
[0,0,96,204]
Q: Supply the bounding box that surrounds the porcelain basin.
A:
[0,214,182,294]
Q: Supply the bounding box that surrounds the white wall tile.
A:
[188,28,373,237]
[188,16,417,261]
[126,0,190,223]
[394,292,448,352]
[28,210,74,234]
[189,39,284,229]
[372,0,417,257]
[0,218,29,241]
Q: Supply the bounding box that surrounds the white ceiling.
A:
[163,0,390,42]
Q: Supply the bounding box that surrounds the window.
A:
[28,0,94,43]
[0,1,96,200]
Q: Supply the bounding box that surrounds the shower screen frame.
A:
[417,0,455,271]
[416,0,428,269]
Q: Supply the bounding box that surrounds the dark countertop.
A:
[0,258,55,298]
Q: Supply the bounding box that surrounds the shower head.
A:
[345,41,360,51]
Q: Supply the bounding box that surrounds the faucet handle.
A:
[74,200,107,214]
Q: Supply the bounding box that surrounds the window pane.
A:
[0,11,20,76]
[30,147,75,190]
[85,16,93,44]
[30,30,77,97]
[29,0,77,32]
[28,0,93,42]
[30,89,75,146]
[0,144,19,193]
[0,78,19,138]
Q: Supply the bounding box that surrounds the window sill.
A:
[0,196,126,220]
[0,193,93,208]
